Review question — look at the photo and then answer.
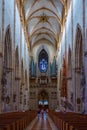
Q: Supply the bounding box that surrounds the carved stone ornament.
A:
[77,98,81,104]
[6,96,10,104]
[15,77,21,80]
[74,67,81,73]
[13,94,16,102]
[0,52,3,57]
[84,51,87,57]
[4,67,13,73]
[66,77,72,80]
[1,73,7,85]
[1,95,5,101]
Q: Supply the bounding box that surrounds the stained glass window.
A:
[38,49,48,73]
[39,58,48,72]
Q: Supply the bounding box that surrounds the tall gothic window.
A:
[68,47,72,78]
[15,46,19,78]
[75,24,84,112]
[4,25,12,68]
[38,49,48,73]
[75,25,83,70]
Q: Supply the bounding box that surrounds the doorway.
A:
[38,90,49,109]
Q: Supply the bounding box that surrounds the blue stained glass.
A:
[39,58,48,72]
[44,100,48,105]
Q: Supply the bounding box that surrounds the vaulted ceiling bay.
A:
[16,0,70,53]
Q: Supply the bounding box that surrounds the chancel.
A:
[0,0,87,130]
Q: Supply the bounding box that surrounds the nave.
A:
[0,110,87,130]
[0,0,87,129]
[26,113,58,130]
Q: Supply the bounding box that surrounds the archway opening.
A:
[38,90,49,110]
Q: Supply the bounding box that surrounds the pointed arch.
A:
[59,69,62,91]
[61,57,67,98]
[68,46,72,78]
[15,46,19,78]
[25,69,28,90]
[75,24,83,71]
[38,49,48,73]
[21,59,24,83]
[3,25,12,111]
[4,25,12,68]
[75,24,83,112]
[20,59,24,104]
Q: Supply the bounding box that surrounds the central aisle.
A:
[26,113,58,130]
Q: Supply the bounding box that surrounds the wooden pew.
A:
[0,110,37,130]
[48,110,87,130]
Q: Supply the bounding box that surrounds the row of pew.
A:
[48,110,87,130]
[0,110,37,130]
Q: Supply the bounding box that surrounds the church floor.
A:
[26,113,58,130]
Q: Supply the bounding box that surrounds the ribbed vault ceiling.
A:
[17,0,69,50]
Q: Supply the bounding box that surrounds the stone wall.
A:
[0,0,30,113]
[57,0,87,113]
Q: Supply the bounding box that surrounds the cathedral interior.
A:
[0,0,87,130]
